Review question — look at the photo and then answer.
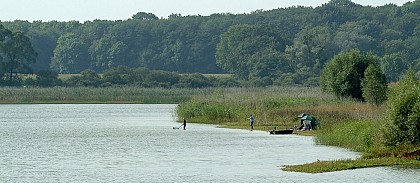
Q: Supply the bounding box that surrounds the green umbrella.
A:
[297,113,307,118]
[301,115,314,120]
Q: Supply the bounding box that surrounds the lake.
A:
[1,104,419,182]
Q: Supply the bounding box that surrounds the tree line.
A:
[1,0,419,86]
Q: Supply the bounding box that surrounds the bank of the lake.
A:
[175,86,420,173]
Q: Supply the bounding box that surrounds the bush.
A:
[178,73,213,88]
[361,64,388,105]
[80,69,102,87]
[384,68,420,146]
[102,66,131,85]
[320,50,378,101]
[35,70,62,87]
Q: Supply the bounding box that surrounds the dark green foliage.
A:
[320,50,377,100]
[62,69,102,87]
[212,77,240,87]
[132,12,158,20]
[99,66,217,88]
[51,33,89,73]
[178,73,213,88]
[147,70,180,87]
[384,68,420,146]
[0,27,37,81]
[215,24,287,80]
[380,53,408,82]
[102,66,131,85]
[35,70,62,87]
[361,64,388,105]
[80,69,102,87]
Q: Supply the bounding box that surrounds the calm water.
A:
[1,104,419,182]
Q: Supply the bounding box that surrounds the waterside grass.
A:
[0,87,210,104]
[175,86,420,173]
[176,86,368,129]
[282,157,420,173]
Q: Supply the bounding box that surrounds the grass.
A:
[175,86,420,173]
[177,86,358,129]
[0,86,210,104]
[282,157,420,173]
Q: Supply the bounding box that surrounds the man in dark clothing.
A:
[183,117,187,130]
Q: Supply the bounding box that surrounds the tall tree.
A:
[216,24,286,80]
[51,33,89,73]
[0,27,37,81]
[285,26,338,76]
[132,12,159,20]
[380,53,407,82]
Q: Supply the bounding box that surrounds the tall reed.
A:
[176,86,363,129]
[0,87,210,104]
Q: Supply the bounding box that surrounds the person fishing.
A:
[183,117,187,130]
[248,114,254,131]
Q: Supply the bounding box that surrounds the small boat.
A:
[269,129,294,135]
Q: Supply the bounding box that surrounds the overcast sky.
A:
[0,0,413,22]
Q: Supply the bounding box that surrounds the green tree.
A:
[51,33,89,73]
[0,29,37,81]
[285,26,338,76]
[132,12,159,20]
[215,24,286,80]
[320,50,377,100]
[361,63,388,105]
[380,53,407,82]
[384,68,420,146]
[334,22,375,52]
[0,25,11,79]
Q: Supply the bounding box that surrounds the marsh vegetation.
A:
[176,83,420,173]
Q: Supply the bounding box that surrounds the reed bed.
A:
[176,86,365,130]
[176,87,420,172]
[0,87,211,104]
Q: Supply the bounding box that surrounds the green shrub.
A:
[361,64,388,105]
[316,120,379,152]
[320,50,378,101]
[384,68,420,146]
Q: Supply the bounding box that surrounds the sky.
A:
[0,0,414,22]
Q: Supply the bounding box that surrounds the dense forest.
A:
[1,0,420,86]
